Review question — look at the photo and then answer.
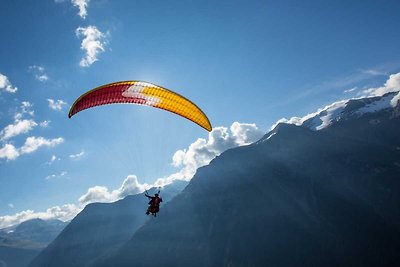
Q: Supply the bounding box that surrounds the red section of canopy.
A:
[69,83,145,118]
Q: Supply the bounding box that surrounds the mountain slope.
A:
[0,245,40,267]
[98,96,400,266]
[28,181,187,267]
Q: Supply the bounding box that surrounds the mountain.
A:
[28,181,187,267]
[0,219,67,267]
[97,93,400,267]
[2,219,68,246]
[289,91,399,131]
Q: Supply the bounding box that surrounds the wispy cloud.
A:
[14,101,35,120]
[46,171,68,180]
[0,73,17,93]
[343,87,357,94]
[40,120,51,128]
[69,150,85,160]
[46,155,60,165]
[360,69,388,77]
[76,26,107,67]
[29,65,49,82]
[8,203,14,209]
[47,99,67,111]
[270,67,396,109]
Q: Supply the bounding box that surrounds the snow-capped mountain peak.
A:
[274,91,399,132]
[271,73,400,132]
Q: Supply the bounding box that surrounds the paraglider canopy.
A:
[68,81,212,131]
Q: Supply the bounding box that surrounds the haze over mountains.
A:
[29,181,187,267]
[26,91,400,267]
[0,219,67,267]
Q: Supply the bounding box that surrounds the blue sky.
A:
[1,0,399,226]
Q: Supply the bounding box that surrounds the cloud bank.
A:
[0,204,79,228]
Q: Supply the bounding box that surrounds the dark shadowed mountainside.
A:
[28,181,187,267]
[0,245,40,267]
[97,95,400,267]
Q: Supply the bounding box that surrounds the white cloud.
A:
[361,69,388,76]
[392,92,400,107]
[72,0,90,19]
[76,26,106,67]
[54,0,89,19]
[344,87,357,94]
[0,73,17,93]
[40,120,51,128]
[0,119,38,140]
[79,175,149,205]
[154,122,264,186]
[21,101,34,115]
[361,72,400,98]
[29,65,49,82]
[0,144,20,160]
[69,150,84,160]
[47,99,67,111]
[78,186,113,205]
[46,155,60,165]
[20,136,64,154]
[0,204,80,228]
[46,171,68,180]
[0,137,63,161]
[14,101,35,120]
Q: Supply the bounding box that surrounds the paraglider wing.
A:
[68,81,212,131]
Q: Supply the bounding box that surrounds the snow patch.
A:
[314,101,348,130]
[355,94,393,115]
